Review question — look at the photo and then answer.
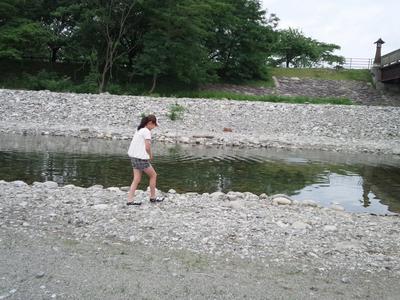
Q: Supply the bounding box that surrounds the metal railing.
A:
[381,49,400,67]
[342,58,373,69]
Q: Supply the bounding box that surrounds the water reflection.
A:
[0,134,399,214]
[0,149,399,214]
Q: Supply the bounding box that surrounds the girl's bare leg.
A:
[127,169,142,202]
[143,166,157,199]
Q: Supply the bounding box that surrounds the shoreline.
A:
[1,89,399,155]
[1,179,400,299]
[1,179,399,258]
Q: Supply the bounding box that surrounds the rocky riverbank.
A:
[0,89,399,155]
[1,88,400,298]
[1,180,400,299]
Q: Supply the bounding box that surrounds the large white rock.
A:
[292,221,311,230]
[63,184,76,189]
[330,204,345,211]
[93,204,109,210]
[272,197,292,205]
[323,225,338,232]
[179,137,190,143]
[43,181,58,189]
[210,191,225,200]
[224,200,245,210]
[301,200,319,207]
[12,180,28,187]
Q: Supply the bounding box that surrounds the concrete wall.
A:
[371,67,400,93]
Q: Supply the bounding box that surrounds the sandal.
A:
[126,201,142,206]
[150,197,165,203]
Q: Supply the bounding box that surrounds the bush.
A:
[167,103,185,120]
[20,70,74,91]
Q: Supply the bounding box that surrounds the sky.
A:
[261,0,400,59]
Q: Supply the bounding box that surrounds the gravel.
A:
[1,180,400,299]
[0,89,399,155]
[1,88,400,298]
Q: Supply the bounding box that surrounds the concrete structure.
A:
[371,38,400,92]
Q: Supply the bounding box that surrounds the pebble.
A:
[0,86,400,279]
[0,89,399,155]
[1,180,399,275]
[341,277,351,284]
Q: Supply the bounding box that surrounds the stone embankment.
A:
[204,76,400,106]
[0,88,399,155]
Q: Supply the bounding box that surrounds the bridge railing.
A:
[381,49,400,67]
[342,58,373,69]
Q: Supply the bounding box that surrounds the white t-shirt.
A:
[127,127,151,159]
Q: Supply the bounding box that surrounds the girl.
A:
[127,114,164,205]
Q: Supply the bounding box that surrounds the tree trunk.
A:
[149,73,158,94]
[99,62,109,93]
[127,52,134,71]
[50,47,60,63]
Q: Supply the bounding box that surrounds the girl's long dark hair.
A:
[137,116,149,130]
[137,114,157,130]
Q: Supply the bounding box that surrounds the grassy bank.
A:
[0,65,365,105]
[271,68,372,82]
[172,90,352,105]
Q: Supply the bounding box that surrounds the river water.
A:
[1,134,399,214]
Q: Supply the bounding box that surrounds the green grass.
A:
[0,68,355,105]
[171,90,353,105]
[168,102,185,120]
[271,68,372,82]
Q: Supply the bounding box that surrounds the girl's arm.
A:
[145,139,153,160]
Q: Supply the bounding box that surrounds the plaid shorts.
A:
[131,157,151,170]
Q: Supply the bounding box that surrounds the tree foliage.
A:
[272,28,344,68]
[0,0,344,91]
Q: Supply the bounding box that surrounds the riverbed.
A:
[1,89,400,299]
[1,89,399,154]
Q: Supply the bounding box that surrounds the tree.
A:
[74,0,140,92]
[0,0,17,26]
[0,0,51,60]
[207,0,277,81]
[43,1,83,63]
[272,28,344,68]
[134,0,217,91]
[97,0,139,92]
